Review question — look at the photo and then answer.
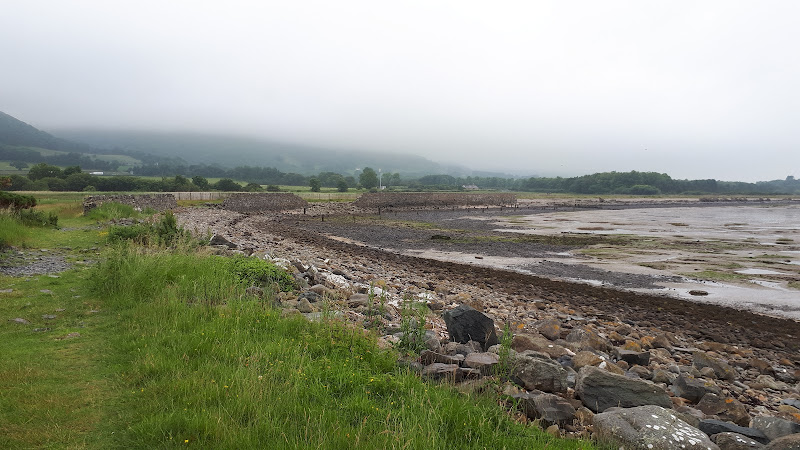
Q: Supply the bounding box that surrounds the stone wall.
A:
[83,194,177,214]
[221,193,309,213]
[354,192,517,208]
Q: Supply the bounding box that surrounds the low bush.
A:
[228,255,297,292]
[85,202,138,221]
[16,209,59,228]
[106,212,194,247]
[0,191,37,210]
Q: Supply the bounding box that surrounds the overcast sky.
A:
[2,1,799,181]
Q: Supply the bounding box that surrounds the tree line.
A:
[2,162,798,195]
[0,146,120,172]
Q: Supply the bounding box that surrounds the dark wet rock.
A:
[463,352,499,375]
[420,350,464,366]
[751,375,792,391]
[347,293,370,307]
[308,284,331,296]
[512,392,577,427]
[209,234,237,248]
[711,432,765,450]
[652,368,676,384]
[443,305,498,350]
[511,354,568,393]
[565,327,611,352]
[572,350,602,370]
[616,348,651,366]
[672,374,722,403]
[536,319,563,341]
[443,341,480,356]
[652,333,674,351]
[694,351,737,381]
[422,363,459,381]
[781,399,800,410]
[697,393,751,427]
[764,434,800,449]
[750,358,776,375]
[296,298,314,313]
[593,405,719,450]
[752,416,800,441]
[297,291,322,303]
[628,365,652,380]
[575,365,672,413]
[698,420,769,445]
[690,290,710,296]
[511,333,570,358]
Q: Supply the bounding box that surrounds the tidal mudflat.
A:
[477,204,800,319]
[295,201,800,319]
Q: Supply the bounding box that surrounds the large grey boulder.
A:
[575,366,672,413]
[512,392,576,427]
[752,416,800,442]
[693,351,737,381]
[711,432,765,450]
[463,352,499,375]
[594,405,719,450]
[697,393,750,427]
[672,374,721,403]
[765,434,800,449]
[511,354,568,393]
[443,305,498,350]
[699,420,769,444]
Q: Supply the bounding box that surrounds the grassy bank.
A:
[1,196,599,449]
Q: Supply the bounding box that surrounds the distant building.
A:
[90,171,104,175]
[462,184,480,190]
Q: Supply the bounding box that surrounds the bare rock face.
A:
[593,405,719,450]
[575,366,672,413]
[443,305,499,351]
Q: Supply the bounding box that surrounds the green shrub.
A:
[108,224,153,245]
[16,209,59,228]
[228,256,297,292]
[0,191,36,210]
[85,202,138,221]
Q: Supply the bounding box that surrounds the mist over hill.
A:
[52,129,488,178]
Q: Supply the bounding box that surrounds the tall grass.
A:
[0,213,30,247]
[89,247,595,449]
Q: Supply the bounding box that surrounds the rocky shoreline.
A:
[176,203,800,449]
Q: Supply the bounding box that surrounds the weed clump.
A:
[228,256,297,292]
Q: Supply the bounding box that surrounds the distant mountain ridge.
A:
[1,110,515,177]
[0,111,94,153]
[52,129,467,177]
